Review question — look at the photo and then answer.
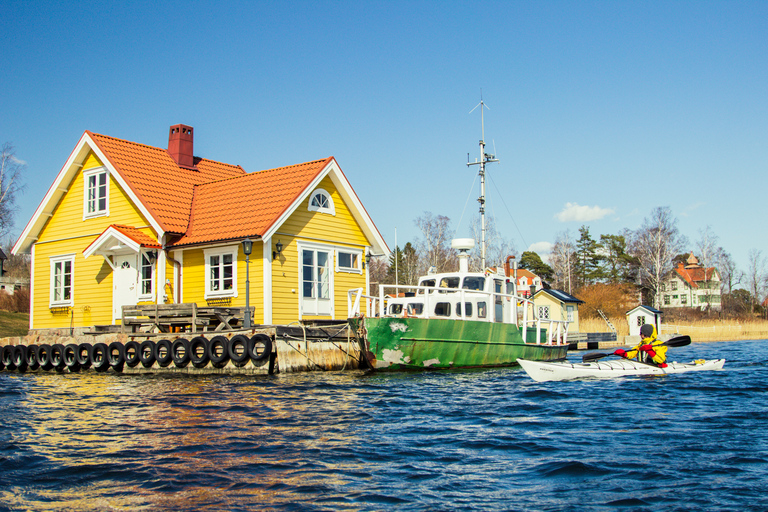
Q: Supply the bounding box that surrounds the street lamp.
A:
[242,238,253,329]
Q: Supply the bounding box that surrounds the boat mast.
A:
[467,99,498,270]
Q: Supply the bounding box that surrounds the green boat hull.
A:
[349,316,568,371]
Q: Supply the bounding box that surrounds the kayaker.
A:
[614,324,668,368]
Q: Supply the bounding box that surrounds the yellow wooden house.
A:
[12,124,387,331]
[532,289,585,333]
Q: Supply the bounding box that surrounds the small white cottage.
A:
[626,305,662,336]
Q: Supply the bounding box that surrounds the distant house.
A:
[533,289,584,332]
[661,252,721,311]
[0,249,29,295]
[12,124,387,331]
[515,268,543,298]
[626,305,662,336]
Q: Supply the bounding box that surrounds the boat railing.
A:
[347,288,380,317]
[349,284,570,345]
[509,294,570,346]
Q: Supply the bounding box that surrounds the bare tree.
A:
[746,248,767,316]
[0,143,26,238]
[415,212,455,274]
[695,226,720,309]
[468,215,516,272]
[630,207,686,309]
[367,254,390,298]
[550,230,576,293]
[716,249,741,296]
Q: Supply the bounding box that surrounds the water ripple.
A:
[0,340,767,510]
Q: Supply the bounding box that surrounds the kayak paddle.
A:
[581,335,692,363]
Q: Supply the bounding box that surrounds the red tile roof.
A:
[174,157,333,246]
[111,225,162,248]
[89,132,245,234]
[674,262,717,289]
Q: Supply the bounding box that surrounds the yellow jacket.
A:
[625,325,667,365]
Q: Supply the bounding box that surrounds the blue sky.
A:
[3,1,766,276]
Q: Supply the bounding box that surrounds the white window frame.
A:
[204,246,239,299]
[138,251,155,301]
[83,167,109,219]
[538,305,550,319]
[336,249,362,274]
[307,188,335,216]
[298,241,334,317]
[50,254,75,307]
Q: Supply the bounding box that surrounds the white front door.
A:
[301,248,332,316]
[113,254,138,322]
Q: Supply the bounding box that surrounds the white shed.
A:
[626,305,662,336]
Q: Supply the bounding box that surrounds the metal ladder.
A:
[597,309,617,336]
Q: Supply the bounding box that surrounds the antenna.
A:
[467,96,499,270]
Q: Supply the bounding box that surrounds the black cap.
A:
[640,324,654,338]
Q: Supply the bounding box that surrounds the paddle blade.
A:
[664,335,692,348]
[582,352,611,363]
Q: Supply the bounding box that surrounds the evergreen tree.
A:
[574,226,603,286]
[599,232,636,283]
[519,251,554,281]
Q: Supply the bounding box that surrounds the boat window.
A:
[434,302,451,317]
[462,277,485,291]
[418,279,436,294]
[506,281,514,295]
[494,279,503,294]
[439,277,460,292]
[407,304,423,315]
[456,302,473,317]
[477,301,487,319]
[389,304,403,315]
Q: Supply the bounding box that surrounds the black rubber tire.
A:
[228,335,250,367]
[249,334,273,363]
[13,345,28,373]
[209,336,230,368]
[76,343,92,370]
[0,353,4,371]
[38,344,53,371]
[91,343,111,372]
[108,342,125,371]
[50,344,66,372]
[24,345,40,371]
[154,339,173,368]
[124,340,141,368]
[63,344,81,373]
[189,336,209,369]
[171,338,191,368]
[139,340,156,368]
[2,345,16,371]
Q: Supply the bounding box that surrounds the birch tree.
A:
[0,143,26,238]
[695,226,720,308]
[746,249,767,316]
[630,207,686,309]
[551,230,576,293]
[415,212,454,274]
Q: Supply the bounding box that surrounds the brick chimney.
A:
[168,124,195,168]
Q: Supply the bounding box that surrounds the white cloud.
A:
[527,241,553,263]
[555,202,614,222]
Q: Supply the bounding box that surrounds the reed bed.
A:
[579,316,768,342]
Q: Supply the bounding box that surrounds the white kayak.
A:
[518,358,726,382]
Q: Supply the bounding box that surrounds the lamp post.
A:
[242,238,253,329]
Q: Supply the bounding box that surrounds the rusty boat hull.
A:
[349,316,568,371]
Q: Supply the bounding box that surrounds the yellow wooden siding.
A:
[178,243,264,324]
[279,176,368,247]
[271,177,370,323]
[32,151,158,328]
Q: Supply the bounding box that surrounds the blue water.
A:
[1,339,767,511]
